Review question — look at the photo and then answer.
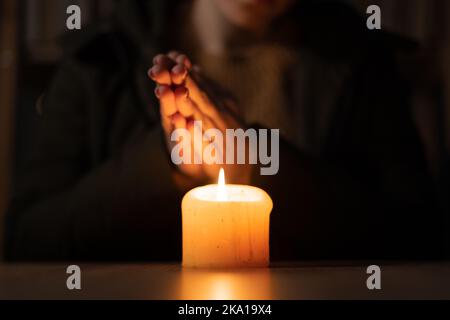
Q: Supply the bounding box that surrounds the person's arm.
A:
[253,49,441,260]
[252,134,377,260]
[6,62,182,261]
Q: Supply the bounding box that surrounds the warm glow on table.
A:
[179,269,273,300]
[182,169,273,268]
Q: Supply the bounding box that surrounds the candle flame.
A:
[217,168,227,201]
[218,168,225,186]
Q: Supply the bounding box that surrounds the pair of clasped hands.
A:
[148,51,251,186]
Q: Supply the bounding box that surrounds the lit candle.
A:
[182,169,273,268]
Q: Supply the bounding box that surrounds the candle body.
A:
[182,185,273,268]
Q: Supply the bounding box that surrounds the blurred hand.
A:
[148,51,252,185]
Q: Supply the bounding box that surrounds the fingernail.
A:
[177,55,192,69]
[150,65,161,78]
[153,54,164,65]
[154,86,161,98]
[172,64,185,75]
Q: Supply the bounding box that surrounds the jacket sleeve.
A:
[6,61,183,261]
[252,48,442,260]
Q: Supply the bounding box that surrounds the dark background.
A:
[0,0,449,261]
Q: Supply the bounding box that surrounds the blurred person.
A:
[5,0,444,261]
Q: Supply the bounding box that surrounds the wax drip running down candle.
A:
[182,168,273,268]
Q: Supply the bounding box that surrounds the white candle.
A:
[182,169,273,268]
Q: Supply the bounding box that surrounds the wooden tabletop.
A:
[0,262,449,300]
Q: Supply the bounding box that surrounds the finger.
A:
[182,103,215,134]
[153,54,176,69]
[161,113,172,135]
[200,113,216,132]
[154,52,190,85]
[174,86,194,117]
[155,85,177,117]
[185,75,226,129]
[191,104,205,123]
[186,119,195,132]
[171,112,187,130]
[167,50,181,61]
[148,64,171,85]
[188,103,217,132]
[153,54,165,65]
[166,51,192,68]
[171,64,188,85]
[152,54,167,65]
[177,91,215,131]
[175,54,192,69]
